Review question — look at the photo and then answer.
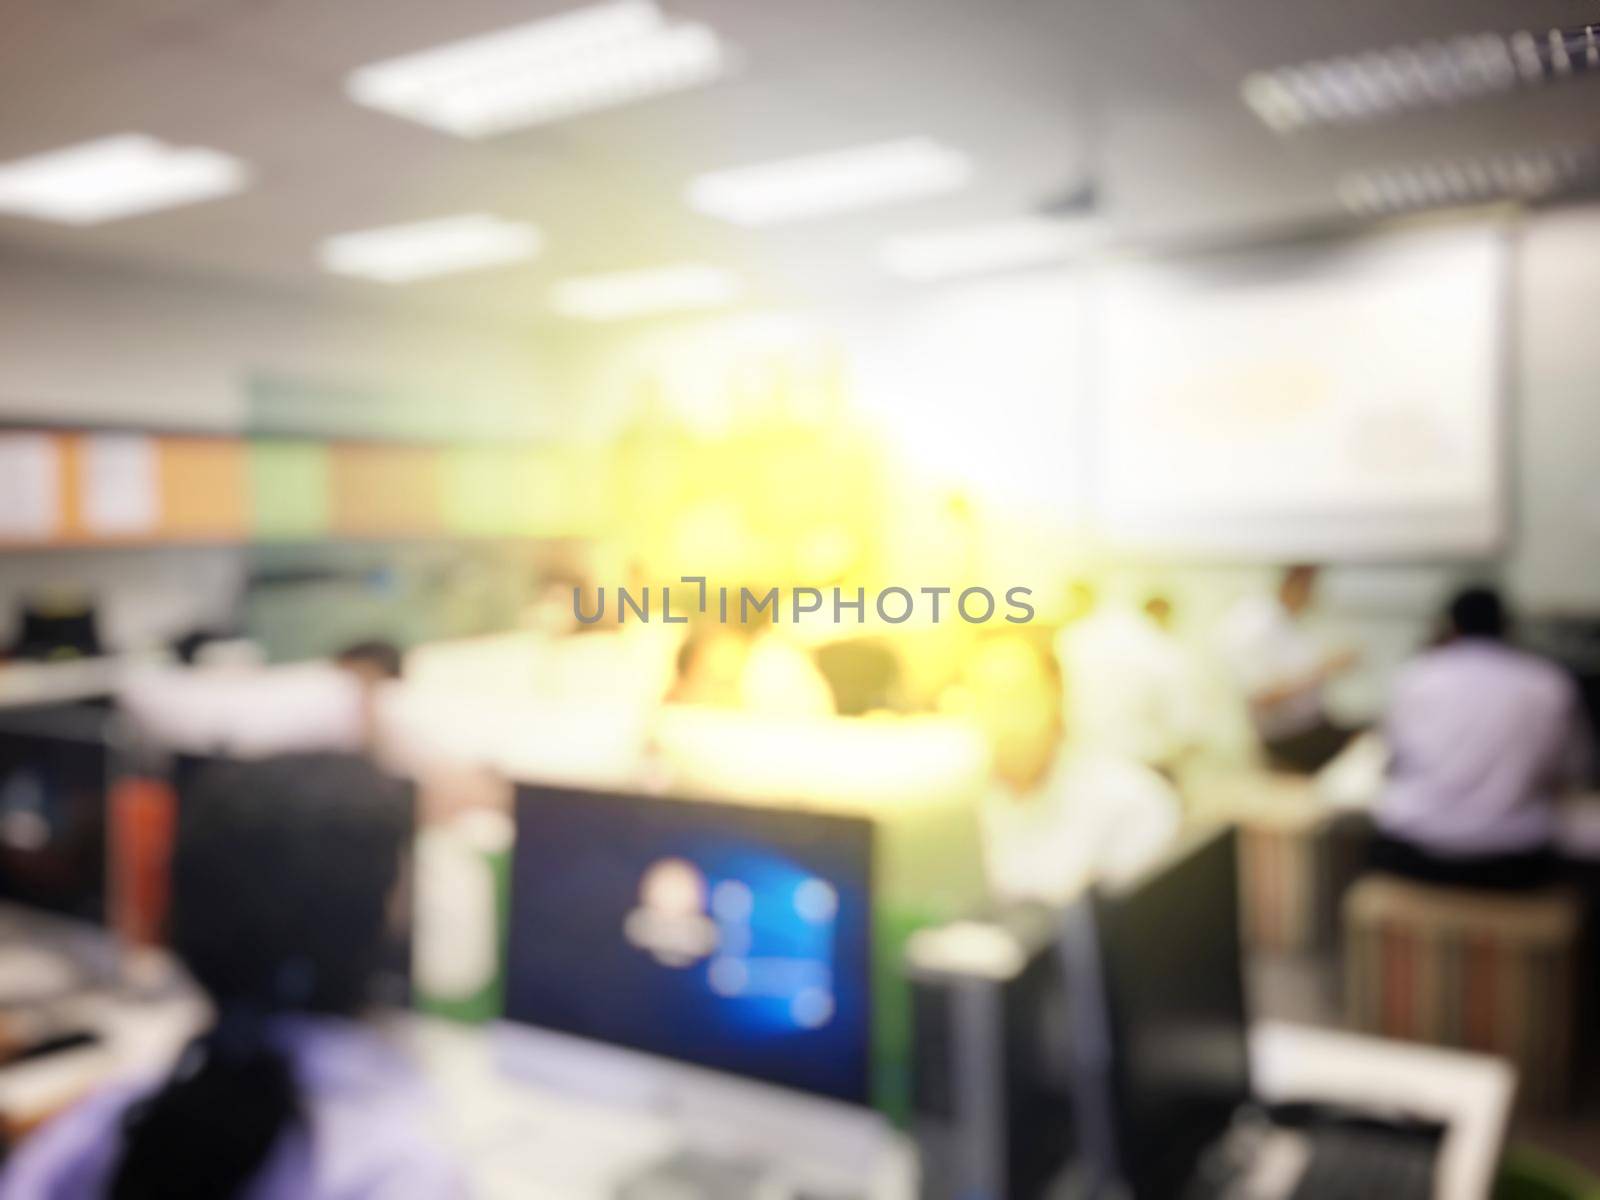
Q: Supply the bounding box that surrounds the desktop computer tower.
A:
[907,906,1075,1200]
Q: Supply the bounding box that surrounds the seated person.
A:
[1,754,464,1199]
[1220,563,1360,774]
[959,633,1180,906]
[667,621,834,718]
[336,639,405,753]
[1373,587,1592,889]
[813,637,904,717]
[665,625,752,709]
[335,640,404,688]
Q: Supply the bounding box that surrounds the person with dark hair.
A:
[1220,564,1360,773]
[336,641,405,754]
[1372,586,1592,888]
[0,753,463,1199]
[336,640,405,684]
[1447,586,1506,640]
[813,637,904,717]
[666,625,752,709]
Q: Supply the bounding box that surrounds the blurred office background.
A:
[3,2,1600,1198]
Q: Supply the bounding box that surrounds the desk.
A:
[1182,767,1372,952]
[0,950,205,1141]
[0,924,1512,1200]
[0,656,136,709]
[1252,1020,1516,1200]
[0,977,915,1198]
[418,1019,1512,1200]
[404,1018,917,1200]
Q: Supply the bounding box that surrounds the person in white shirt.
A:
[1056,586,1201,773]
[1219,564,1359,774]
[1372,586,1591,888]
[959,633,1181,906]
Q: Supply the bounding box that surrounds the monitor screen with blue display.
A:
[505,784,874,1105]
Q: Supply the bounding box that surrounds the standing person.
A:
[1,754,464,1200]
[961,634,1180,906]
[1220,564,1359,773]
[1056,586,1201,774]
[1372,587,1591,888]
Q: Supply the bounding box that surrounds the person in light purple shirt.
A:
[0,754,465,1200]
[1373,587,1592,888]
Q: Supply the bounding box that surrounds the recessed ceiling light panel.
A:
[1243,23,1600,133]
[550,263,741,320]
[348,0,730,137]
[1339,145,1600,216]
[0,134,249,225]
[687,138,973,226]
[319,214,543,283]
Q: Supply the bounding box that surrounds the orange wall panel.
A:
[53,433,87,543]
[329,443,444,536]
[157,437,248,540]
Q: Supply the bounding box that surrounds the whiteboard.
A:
[1092,224,1507,558]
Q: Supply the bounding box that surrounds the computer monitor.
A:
[1061,827,1251,1200]
[648,709,988,1124]
[11,601,102,662]
[0,706,113,923]
[505,784,875,1106]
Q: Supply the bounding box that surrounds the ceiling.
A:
[2,0,1599,326]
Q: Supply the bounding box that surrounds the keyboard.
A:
[1289,1127,1436,1200]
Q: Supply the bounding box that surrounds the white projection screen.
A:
[1092,223,1507,558]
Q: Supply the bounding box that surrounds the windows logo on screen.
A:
[623,853,841,1031]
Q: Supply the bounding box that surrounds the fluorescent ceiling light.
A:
[1242,23,1600,133]
[881,217,1108,281]
[551,263,741,320]
[0,134,248,225]
[319,214,542,284]
[347,0,730,137]
[1339,145,1600,217]
[688,138,973,226]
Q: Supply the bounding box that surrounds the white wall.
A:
[1508,207,1600,613]
[0,250,557,434]
[0,250,562,652]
